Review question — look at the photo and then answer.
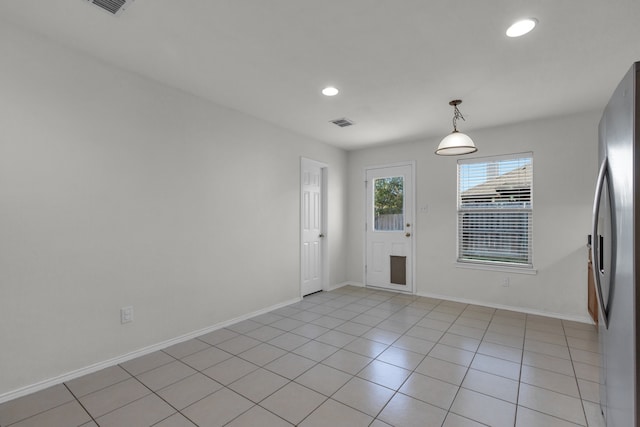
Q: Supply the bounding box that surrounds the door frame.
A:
[363,161,417,294]
[300,157,328,297]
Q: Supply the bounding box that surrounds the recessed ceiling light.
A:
[506,18,537,37]
[322,86,339,96]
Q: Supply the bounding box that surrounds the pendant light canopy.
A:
[436,100,477,156]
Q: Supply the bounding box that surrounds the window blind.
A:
[457,153,533,267]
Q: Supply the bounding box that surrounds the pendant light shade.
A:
[436,131,477,155]
[436,100,477,156]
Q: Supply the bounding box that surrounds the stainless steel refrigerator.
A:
[592,61,639,426]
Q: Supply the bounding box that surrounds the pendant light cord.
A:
[452,105,465,132]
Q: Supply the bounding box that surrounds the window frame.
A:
[456,152,534,271]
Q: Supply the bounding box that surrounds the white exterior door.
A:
[301,159,325,296]
[365,163,414,293]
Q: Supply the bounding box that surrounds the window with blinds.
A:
[457,153,533,267]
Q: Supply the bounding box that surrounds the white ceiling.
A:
[2,0,639,150]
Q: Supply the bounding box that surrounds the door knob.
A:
[319,234,325,238]
[405,232,411,237]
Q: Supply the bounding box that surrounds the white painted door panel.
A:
[365,164,414,293]
[301,159,324,296]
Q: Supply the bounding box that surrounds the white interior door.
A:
[301,159,325,296]
[365,163,414,293]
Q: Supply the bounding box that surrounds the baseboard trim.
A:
[0,297,301,404]
[327,281,364,291]
[417,291,594,324]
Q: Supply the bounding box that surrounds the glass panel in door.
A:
[374,177,404,231]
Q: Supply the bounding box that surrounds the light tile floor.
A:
[0,286,605,426]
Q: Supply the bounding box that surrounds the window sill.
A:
[455,262,538,275]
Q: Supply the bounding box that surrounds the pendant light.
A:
[435,100,477,156]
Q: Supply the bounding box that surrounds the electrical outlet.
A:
[120,306,134,324]
[502,277,510,287]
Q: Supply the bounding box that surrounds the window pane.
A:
[457,154,533,267]
[459,157,532,209]
[374,176,404,231]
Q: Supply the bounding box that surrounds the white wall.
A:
[347,111,599,320]
[0,22,347,397]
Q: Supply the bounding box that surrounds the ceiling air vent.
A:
[330,118,355,128]
[86,0,135,15]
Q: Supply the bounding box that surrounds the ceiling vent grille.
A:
[86,0,135,15]
[330,118,355,128]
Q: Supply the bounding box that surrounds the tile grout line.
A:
[517,316,592,426]
[294,291,427,424]
[354,299,433,423]
[214,291,594,426]
[563,318,593,427]
[256,289,392,425]
[444,302,509,425]
[1,391,79,427]
[124,365,203,427]
[62,383,99,426]
[433,300,477,419]
[341,297,483,424]
[353,293,433,425]
[158,339,299,427]
[363,289,597,424]
[198,303,345,426]
[117,351,219,426]
[171,346,289,426]
[515,314,529,426]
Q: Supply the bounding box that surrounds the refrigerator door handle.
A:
[591,157,609,328]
